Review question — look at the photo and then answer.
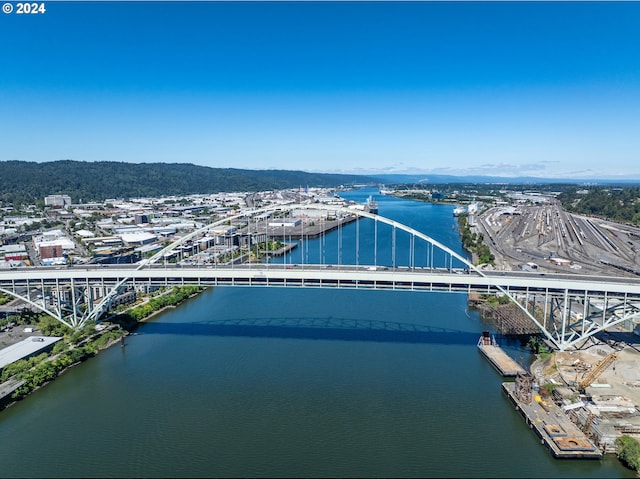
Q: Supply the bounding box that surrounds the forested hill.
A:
[558,186,640,225]
[0,160,377,206]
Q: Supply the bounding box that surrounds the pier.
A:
[477,332,524,376]
[503,381,601,459]
[267,215,358,240]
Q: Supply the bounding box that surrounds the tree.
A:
[615,435,640,472]
[38,315,72,337]
[0,292,11,306]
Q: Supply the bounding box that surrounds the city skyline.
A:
[2,1,640,179]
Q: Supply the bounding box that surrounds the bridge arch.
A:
[4,202,638,351]
[144,202,479,272]
[89,203,560,343]
[87,202,485,325]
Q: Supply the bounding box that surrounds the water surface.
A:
[0,189,631,478]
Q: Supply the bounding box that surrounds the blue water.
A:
[0,189,631,478]
[276,189,469,270]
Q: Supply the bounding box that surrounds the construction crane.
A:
[578,352,617,391]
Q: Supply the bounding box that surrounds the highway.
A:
[3,263,640,297]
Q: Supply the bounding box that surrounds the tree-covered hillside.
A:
[0,160,376,206]
[558,186,640,225]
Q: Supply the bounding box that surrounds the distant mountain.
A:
[374,174,640,185]
[0,160,378,206]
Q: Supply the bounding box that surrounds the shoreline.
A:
[0,286,207,413]
[0,327,127,411]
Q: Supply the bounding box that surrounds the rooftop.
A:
[0,336,63,370]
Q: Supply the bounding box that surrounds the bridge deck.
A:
[3,264,640,351]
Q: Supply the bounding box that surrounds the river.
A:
[0,189,632,478]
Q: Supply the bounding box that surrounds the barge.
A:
[477,331,525,377]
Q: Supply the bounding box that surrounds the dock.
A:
[502,381,602,459]
[477,332,524,376]
[249,216,359,241]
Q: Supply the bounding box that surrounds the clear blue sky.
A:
[2,1,640,179]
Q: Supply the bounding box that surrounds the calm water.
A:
[0,189,632,478]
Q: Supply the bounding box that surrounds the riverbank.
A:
[0,324,125,409]
[0,285,206,412]
[112,285,205,328]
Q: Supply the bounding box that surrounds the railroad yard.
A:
[476,200,640,276]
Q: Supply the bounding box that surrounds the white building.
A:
[269,219,301,228]
[44,195,72,208]
[33,230,76,253]
[291,209,333,219]
[120,232,158,245]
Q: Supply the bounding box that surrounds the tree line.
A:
[558,187,640,225]
[458,213,495,265]
[0,160,377,207]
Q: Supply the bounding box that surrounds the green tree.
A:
[615,435,640,472]
[38,315,72,337]
[0,292,11,306]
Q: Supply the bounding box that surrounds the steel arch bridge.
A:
[2,203,640,351]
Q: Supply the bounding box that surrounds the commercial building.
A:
[39,244,63,259]
[0,244,28,262]
[119,232,157,246]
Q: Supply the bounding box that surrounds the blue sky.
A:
[2,1,640,179]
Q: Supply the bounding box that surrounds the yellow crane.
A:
[578,352,617,391]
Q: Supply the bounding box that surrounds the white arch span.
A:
[86,203,483,324]
[5,202,599,350]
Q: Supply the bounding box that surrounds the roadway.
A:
[4,263,640,350]
[3,263,640,298]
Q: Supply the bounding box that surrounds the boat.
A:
[365,195,379,214]
[453,206,466,217]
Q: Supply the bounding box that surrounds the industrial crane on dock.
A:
[577,352,618,391]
